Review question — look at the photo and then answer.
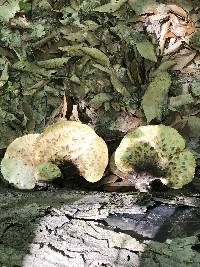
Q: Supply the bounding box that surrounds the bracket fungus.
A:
[1,134,40,189]
[1,120,108,189]
[113,125,196,189]
[32,120,108,183]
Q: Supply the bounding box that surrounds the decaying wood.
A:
[0,187,200,267]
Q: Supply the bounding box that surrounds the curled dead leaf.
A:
[172,51,196,71]
[168,5,188,19]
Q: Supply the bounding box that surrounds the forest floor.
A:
[0,0,200,266]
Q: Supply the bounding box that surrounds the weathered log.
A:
[0,187,200,267]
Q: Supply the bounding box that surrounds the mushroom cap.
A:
[33,120,108,182]
[160,149,196,189]
[115,125,196,189]
[1,134,40,189]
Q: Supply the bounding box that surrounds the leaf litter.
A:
[0,0,199,193]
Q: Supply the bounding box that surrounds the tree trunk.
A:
[0,187,200,267]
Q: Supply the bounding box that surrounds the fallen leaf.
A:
[113,113,141,132]
[136,40,157,62]
[22,80,48,95]
[191,83,200,96]
[89,93,112,109]
[172,51,196,71]
[168,5,188,19]
[163,39,182,55]
[69,105,80,122]
[142,72,171,123]
[159,20,171,54]
[152,60,175,76]
[59,45,110,66]
[0,0,20,22]
[128,0,158,15]
[80,47,110,66]
[110,73,131,97]
[169,94,194,109]
[37,57,71,69]
[94,0,127,13]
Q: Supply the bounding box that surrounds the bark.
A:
[0,187,200,267]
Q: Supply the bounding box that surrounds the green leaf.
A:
[136,40,157,62]
[7,81,21,92]
[1,27,22,48]
[142,72,171,123]
[192,82,200,96]
[12,60,53,78]
[152,60,175,76]
[89,93,112,109]
[19,0,31,12]
[0,0,20,22]
[80,47,110,66]
[110,73,131,97]
[37,57,70,69]
[128,0,158,15]
[31,24,46,38]
[59,45,110,66]
[169,94,194,109]
[190,29,200,51]
[94,0,127,13]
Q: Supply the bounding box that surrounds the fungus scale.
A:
[114,125,196,189]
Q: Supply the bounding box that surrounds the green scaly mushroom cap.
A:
[114,125,196,189]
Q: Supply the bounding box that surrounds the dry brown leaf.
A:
[170,14,186,36]
[165,31,176,38]
[170,14,196,38]
[144,3,196,55]
[159,20,171,54]
[98,174,119,186]
[113,113,141,133]
[166,113,188,131]
[181,55,200,75]
[172,51,196,71]
[61,94,67,119]
[168,4,188,19]
[69,105,80,122]
[181,67,200,76]
[149,14,169,22]
[163,39,182,55]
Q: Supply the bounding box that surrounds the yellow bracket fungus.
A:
[33,120,108,183]
[1,120,108,189]
[1,134,40,189]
